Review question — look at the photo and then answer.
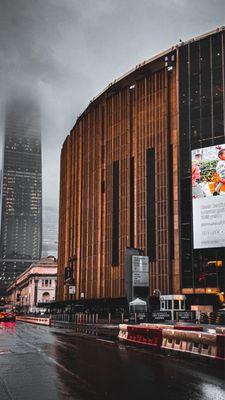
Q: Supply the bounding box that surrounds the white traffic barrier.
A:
[16,316,51,326]
[141,323,174,330]
[162,329,217,358]
[216,326,225,334]
[118,324,128,341]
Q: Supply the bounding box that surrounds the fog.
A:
[0,0,224,212]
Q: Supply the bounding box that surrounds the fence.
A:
[51,313,119,338]
[51,312,126,325]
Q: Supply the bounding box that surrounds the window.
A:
[42,292,50,303]
[174,300,179,310]
[130,157,134,248]
[112,160,119,266]
[146,148,156,260]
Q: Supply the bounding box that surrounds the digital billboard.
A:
[192,144,225,249]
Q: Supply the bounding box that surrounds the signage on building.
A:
[192,144,225,249]
[132,256,149,287]
[149,310,172,322]
[69,286,75,294]
[178,311,196,322]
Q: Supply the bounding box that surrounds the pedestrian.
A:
[213,148,225,195]
[192,153,205,198]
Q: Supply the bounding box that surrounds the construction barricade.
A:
[16,316,51,326]
[162,329,217,358]
[173,325,203,332]
[216,334,225,360]
[119,324,162,349]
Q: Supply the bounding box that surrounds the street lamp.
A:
[153,289,161,297]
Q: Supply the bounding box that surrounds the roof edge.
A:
[69,25,225,132]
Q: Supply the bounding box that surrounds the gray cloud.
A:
[0,0,224,210]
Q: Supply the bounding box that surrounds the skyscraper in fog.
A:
[0,98,42,294]
[42,206,58,259]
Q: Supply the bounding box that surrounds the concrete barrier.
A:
[216,334,225,360]
[216,326,225,334]
[141,323,174,329]
[118,324,128,341]
[16,316,51,326]
[119,324,223,362]
[162,329,217,358]
[119,324,163,349]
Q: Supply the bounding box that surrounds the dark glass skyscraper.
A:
[0,98,42,294]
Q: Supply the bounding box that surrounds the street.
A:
[0,322,225,400]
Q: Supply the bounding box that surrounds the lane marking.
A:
[96,338,115,344]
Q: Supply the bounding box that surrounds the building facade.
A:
[6,256,57,312]
[57,28,225,306]
[0,97,42,294]
[42,206,58,259]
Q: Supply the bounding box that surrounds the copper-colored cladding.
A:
[57,51,181,301]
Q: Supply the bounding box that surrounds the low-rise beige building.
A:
[6,256,57,312]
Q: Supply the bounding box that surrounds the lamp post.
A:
[153,289,161,312]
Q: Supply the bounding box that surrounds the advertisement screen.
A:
[192,144,225,249]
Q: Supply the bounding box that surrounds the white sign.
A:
[132,256,149,287]
[69,286,76,294]
[193,196,225,248]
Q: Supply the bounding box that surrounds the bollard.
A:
[121,313,124,323]
[96,313,98,324]
[108,313,111,324]
[134,313,137,324]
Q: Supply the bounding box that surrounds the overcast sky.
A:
[0,0,225,212]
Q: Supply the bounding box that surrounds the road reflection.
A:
[0,321,16,332]
[52,332,225,400]
[0,323,224,400]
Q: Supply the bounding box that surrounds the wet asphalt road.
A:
[0,322,225,400]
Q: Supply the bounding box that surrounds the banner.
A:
[192,144,225,249]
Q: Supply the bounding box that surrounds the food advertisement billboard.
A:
[192,144,225,249]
